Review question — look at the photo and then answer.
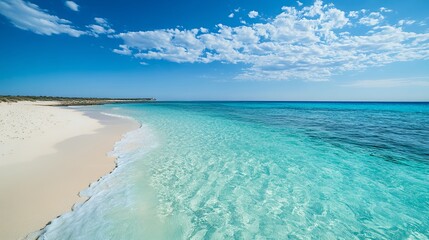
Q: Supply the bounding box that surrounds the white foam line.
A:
[100,112,135,121]
[29,122,158,239]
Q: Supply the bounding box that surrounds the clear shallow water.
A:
[37,102,429,239]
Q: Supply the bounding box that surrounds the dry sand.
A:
[0,101,139,239]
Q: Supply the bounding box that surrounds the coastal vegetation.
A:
[0,95,156,106]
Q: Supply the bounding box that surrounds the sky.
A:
[0,0,429,101]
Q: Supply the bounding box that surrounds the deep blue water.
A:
[37,102,429,239]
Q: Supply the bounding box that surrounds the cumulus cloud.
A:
[116,28,206,63]
[248,10,259,19]
[87,17,115,37]
[87,24,114,36]
[113,44,132,55]
[297,1,303,6]
[94,17,107,25]
[65,1,79,12]
[359,12,384,26]
[348,11,359,18]
[379,7,392,13]
[0,0,84,37]
[398,19,415,26]
[228,13,234,18]
[112,0,429,81]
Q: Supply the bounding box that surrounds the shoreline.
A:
[0,96,155,106]
[0,102,139,240]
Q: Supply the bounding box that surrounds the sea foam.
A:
[30,102,429,239]
[31,120,159,240]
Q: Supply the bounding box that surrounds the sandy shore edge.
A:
[0,101,139,240]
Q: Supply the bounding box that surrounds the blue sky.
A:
[0,0,429,101]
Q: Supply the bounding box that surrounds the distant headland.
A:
[0,95,156,106]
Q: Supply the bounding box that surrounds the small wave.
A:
[100,112,136,121]
[109,123,159,158]
[29,119,159,239]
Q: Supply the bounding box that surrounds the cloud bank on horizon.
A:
[0,0,428,81]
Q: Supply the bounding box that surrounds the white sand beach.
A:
[0,101,139,239]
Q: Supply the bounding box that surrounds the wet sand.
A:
[0,102,139,239]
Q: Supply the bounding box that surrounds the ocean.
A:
[36,102,429,239]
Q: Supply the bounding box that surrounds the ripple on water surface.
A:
[36,102,429,239]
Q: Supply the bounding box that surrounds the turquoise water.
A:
[38,102,429,239]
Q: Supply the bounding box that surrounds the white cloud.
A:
[379,7,392,13]
[88,24,115,36]
[87,17,115,37]
[65,1,79,12]
[418,20,426,26]
[297,1,303,6]
[113,1,429,81]
[0,0,84,37]
[228,13,234,18]
[95,17,107,25]
[348,11,359,18]
[344,77,429,88]
[248,10,259,19]
[398,19,415,26]
[113,44,131,55]
[116,29,206,63]
[359,12,384,26]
